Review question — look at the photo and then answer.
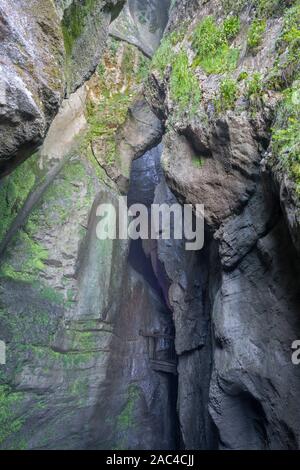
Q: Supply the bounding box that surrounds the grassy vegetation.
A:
[151,30,184,78]
[83,40,149,174]
[272,1,300,87]
[222,0,289,17]
[272,83,300,194]
[245,72,265,110]
[215,78,239,112]
[247,19,267,50]
[223,16,241,40]
[191,16,240,74]
[169,51,201,113]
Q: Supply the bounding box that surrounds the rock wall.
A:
[0,0,124,177]
[110,0,171,57]
[145,0,300,449]
[0,35,179,449]
[1,0,300,451]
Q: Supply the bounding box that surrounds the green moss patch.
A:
[0,385,25,446]
[62,0,98,57]
[0,153,39,242]
[117,384,140,431]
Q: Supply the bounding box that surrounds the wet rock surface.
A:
[1,0,300,451]
[0,0,124,177]
[144,0,300,450]
[110,0,171,57]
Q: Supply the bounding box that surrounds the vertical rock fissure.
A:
[127,142,182,448]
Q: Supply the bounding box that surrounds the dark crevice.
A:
[127,140,181,448]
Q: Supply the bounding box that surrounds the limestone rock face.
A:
[110,0,171,57]
[145,0,300,450]
[0,0,65,176]
[0,35,176,447]
[1,0,300,452]
[0,0,124,177]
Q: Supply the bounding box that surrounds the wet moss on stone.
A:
[62,0,98,57]
[0,385,25,446]
[117,384,140,431]
[0,154,39,242]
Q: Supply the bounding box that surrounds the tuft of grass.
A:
[191,16,240,75]
[170,51,201,114]
[246,72,265,101]
[272,82,300,194]
[222,16,241,40]
[215,78,238,112]
[151,28,187,78]
[247,19,267,50]
[274,1,300,86]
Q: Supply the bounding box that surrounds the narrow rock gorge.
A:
[0,0,300,451]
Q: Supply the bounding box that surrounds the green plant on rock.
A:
[222,16,241,40]
[222,0,287,17]
[170,51,201,114]
[215,78,238,112]
[272,83,300,194]
[246,72,265,108]
[247,19,267,50]
[151,28,185,78]
[274,1,300,86]
[222,0,247,15]
[238,71,249,81]
[192,155,203,168]
[192,16,240,74]
[254,0,288,18]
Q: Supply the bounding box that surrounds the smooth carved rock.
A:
[0,0,125,177]
[110,0,171,57]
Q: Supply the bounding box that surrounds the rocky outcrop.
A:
[110,0,170,57]
[0,0,65,177]
[1,0,300,452]
[0,34,178,449]
[62,0,125,94]
[0,0,124,178]
[145,0,300,450]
